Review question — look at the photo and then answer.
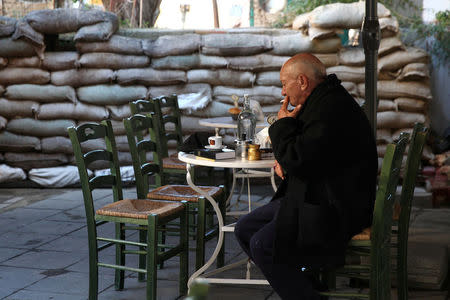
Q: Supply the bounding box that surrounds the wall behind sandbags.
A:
[0,5,434,185]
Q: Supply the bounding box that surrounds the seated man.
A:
[234,53,378,299]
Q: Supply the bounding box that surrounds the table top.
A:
[199,116,269,129]
[178,152,275,169]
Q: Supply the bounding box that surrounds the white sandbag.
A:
[0,131,41,152]
[314,53,338,67]
[379,35,404,56]
[378,99,398,112]
[358,81,432,101]
[0,115,6,130]
[6,84,77,103]
[187,69,254,87]
[309,2,391,28]
[77,84,147,105]
[7,56,41,68]
[74,17,118,42]
[327,65,365,83]
[376,128,393,144]
[201,34,272,56]
[256,71,281,87]
[0,164,26,183]
[51,69,114,87]
[148,83,211,99]
[107,104,132,121]
[338,48,365,66]
[178,92,211,113]
[0,16,17,37]
[28,165,87,187]
[378,47,428,72]
[0,67,50,85]
[94,165,135,182]
[398,63,430,81]
[270,34,341,56]
[394,98,427,113]
[11,19,44,54]
[41,136,73,154]
[143,34,201,57]
[213,86,282,105]
[378,69,401,81]
[292,11,313,30]
[4,152,69,170]
[308,26,337,40]
[341,82,358,96]
[0,98,39,118]
[380,16,399,38]
[78,52,150,69]
[377,111,426,129]
[37,102,109,121]
[180,116,202,132]
[42,52,79,71]
[7,118,75,137]
[76,34,143,55]
[116,68,186,86]
[151,54,228,70]
[188,101,232,118]
[227,54,289,72]
[110,120,126,135]
[114,135,129,152]
[0,37,35,57]
[0,57,6,69]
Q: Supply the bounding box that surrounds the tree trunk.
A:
[102,0,162,27]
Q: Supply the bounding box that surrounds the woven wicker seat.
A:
[163,156,186,170]
[97,199,185,219]
[351,227,371,241]
[147,185,223,202]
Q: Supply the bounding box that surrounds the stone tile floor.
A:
[0,183,448,300]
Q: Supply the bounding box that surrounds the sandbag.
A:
[76,34,143,55]
[227,54,289,71]
[6,84,77,103]
[327,65,365,83]
[148,83,211,99]
[380,17,399,38]
[398,63,430,81]
[28,165,83,187]
[201,34,272,56]
[377,128,393,144]
[358,81,432,101]
[116,68,186,86]
[0,16,17,37]
[12,19,44,54]
[115,135,130,152]
[83,151,132,169]
[378,69,401,81]
[41,136,73,154]
[151,54,227,70]
[338,47,365,66]
[78,52,150,69]
[0,67,50,85]
[314,53,338,67]
[0,115,7,130]
[95,165,135,182]
[378,99,398,112]
[213,86,282,105]
[270,34,341,56]
[143,34,201,57]
[256,71,281,87]
[341,82,358,96]
[110,120,126,135]
[0,164,26,183]
[77,84,147,105]
[0,131,41,152]
[379,35,404,56]
[7,56,41,68]
[180,116,202,132]
[394,98,427,113]
[4,152,69,170]
[0,85,4,95]
[0,37,35,57]
[188,101,232,118]
[74,17,118,42]
[187,69,254,87]
[0,98,39,118]
[51,69,114,87]
[7,118,75,137]
[378,47,428,72]
[309,2,391,28]
[107,104,132,120]
[37,102,109,121]
[377,111,426,129]
[308,26,337,40]
[0,57,6,69]
[292,11,313,30]
[42,52,79,71]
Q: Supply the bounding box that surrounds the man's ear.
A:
[297,74,309,91]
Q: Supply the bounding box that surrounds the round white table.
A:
[199,116,269,129]
[178,152,276,287]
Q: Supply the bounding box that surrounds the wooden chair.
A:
[320,132,410,299]
[124,113,226,270]
[68,120,188,300]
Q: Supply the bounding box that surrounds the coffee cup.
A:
[208,135,223,148]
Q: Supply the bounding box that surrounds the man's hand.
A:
[277,97,302,120]
[274,160,285,180]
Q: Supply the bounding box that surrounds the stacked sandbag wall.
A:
[0,4,433,186]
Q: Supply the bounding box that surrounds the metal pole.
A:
[139,0,143,28]
[362,0,380,135]
[212,0,220,28]
[250,0,254,27]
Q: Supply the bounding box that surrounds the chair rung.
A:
[158,245,183,262]
[97,241,115,252]
[123,225,147,231]
[97,237,146,247]
[123,249,147,255]
[98,262,146,274]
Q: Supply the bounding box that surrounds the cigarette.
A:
[280,99,285,103]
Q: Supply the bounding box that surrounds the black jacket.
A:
[268,74,378,268]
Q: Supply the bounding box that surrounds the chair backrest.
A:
[153,95,183,157]
[369,132,409,300]
[68,120,123,230]
[124,114,163,199]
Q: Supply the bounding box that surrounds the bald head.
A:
[282,53,327,85]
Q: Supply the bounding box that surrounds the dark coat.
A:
[268,74,378,268]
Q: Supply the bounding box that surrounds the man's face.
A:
[280,68,307,107]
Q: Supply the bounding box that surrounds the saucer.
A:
[205,145,225,150]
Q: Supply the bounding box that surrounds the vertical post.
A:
[139,0,143,28]
[249,0,254,27]
[212,0,220,28]
[362,0,380,136]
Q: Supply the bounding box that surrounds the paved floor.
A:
[0,182,448,300]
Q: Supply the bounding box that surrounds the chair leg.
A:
[196,198,206,270]
[158,225,166,269]
[217,192,226,268]
[139,229,147,282]
[88,232,99,300]
[115,223,125,290]
[179,203,189,296]
[147,214,158,300]
[397,252,408,300]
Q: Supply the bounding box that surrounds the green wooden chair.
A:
[68,120,188,300]
[319,132,410,299]
[124,113,226,270]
